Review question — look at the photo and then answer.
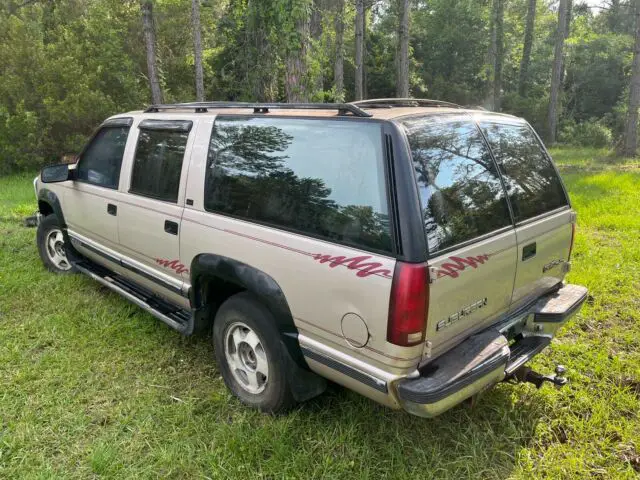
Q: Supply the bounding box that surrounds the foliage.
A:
[1,0,640,174]
[559,118,614,148]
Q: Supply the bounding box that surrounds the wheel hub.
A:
[45,229,72,271]
[224,322,269,394]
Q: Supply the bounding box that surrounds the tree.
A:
[191,0,205,101]
[334,0,345,101]
[396,0,410,97]
[623,0,640,156]
[548,0,570,144]
[310,0,324,97]
[285,0,312,102]
[355,0,365,100]
[487,0,504,111]
[140,0,162,104]
[518,0,536,96]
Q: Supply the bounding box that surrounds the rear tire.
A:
[36,214,76,274]
[213,293,296,413]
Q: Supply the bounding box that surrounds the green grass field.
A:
[0,148,639,479]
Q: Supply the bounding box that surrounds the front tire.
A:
[213,293,296,413]
[37,215,76,274]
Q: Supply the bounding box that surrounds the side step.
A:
[505,336,551,375]
[74,260,192,334]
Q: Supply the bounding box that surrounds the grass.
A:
[0,148,639,479]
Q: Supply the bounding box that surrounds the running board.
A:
[74,260,192,334]
[505,336,551,375]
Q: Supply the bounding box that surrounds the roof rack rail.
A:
[351,98,462,109]
[144,101,373,118]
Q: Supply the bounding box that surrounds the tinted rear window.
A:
[479,122,569,222]
[130,128,189,203]
[204,117,391,253]
[401,115,512,255]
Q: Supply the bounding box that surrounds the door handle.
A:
[522,242,537,261]
[164,220,179,235]
[107,203,117,216]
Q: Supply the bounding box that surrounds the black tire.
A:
[36,214,77,274]
[213,292,296,413]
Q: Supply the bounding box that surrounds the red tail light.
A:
[568,222,576,260]
[387,262,429,347]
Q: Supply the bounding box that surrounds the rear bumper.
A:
[396,283,588,418]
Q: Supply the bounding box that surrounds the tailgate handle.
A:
[522,242,537,261]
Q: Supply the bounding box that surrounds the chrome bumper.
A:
[396,283,588,418]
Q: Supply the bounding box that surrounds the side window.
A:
[401,114,512,255]
[76,126,130,189]
[204,117,392,253]
[129,121,191,203]
[479,122,569,222]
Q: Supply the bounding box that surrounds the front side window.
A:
[401,114,512,255]
[76,126,130,189]
[479,122,569,222]
[204,117,392,253]
[129,125,190,203]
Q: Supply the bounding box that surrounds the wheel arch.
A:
[189,253,304,365]
[189,253,327,401]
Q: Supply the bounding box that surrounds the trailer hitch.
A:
[513,365,567,389]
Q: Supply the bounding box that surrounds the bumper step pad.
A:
[397,329,510,406]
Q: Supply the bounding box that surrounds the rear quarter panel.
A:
[180,118,421,375]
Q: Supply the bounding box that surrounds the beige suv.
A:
[35,99,587,417]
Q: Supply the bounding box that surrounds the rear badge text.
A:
[437,298,488,331]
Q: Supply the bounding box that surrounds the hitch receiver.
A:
[513,365,567,389]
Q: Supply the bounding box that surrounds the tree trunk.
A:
[518,0,536,97]
[140,0,162,105]
[396,0,410,98]
[623,0,640,157]
[486,0,503,110]
[493,0,504,111]
[285,6,311,103]
[334,0,345,101]
[191,0,205,101]
[548,0,569,144]
[354,0,364,100]
[310,0,323,97]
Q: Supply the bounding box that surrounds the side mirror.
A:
[41,164,74,183]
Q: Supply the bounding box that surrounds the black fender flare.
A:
[37,188,80,259]
[189,253,326,401]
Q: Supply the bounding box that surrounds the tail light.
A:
[387,261,429,347]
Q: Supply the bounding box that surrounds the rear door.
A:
[116,119,194,302]
[400,114,518,357]
[479,119,573,310]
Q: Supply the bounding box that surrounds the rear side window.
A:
[76,126,130,189]
[204,117,392,253]
[401,115,512,255]
[479,122,568,222]
[129,123,190,203]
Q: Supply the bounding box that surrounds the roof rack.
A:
[351,98,462,109]
[144,101,373,118]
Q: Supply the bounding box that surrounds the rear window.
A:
[130,125,190,203]
[204,117,392,253]
[479,122,569,222]
[401,115,513,255]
